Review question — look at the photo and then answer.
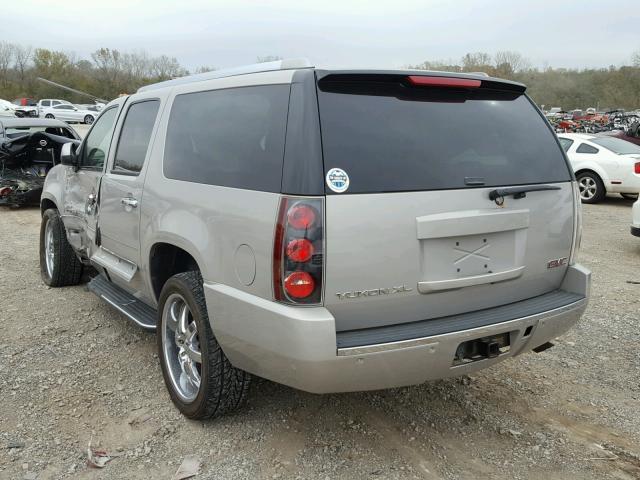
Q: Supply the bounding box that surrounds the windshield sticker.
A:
[326,167,350,193]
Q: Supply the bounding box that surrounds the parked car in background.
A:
[40,103,98,124]
[39,61,589,420]
[557,133,640,203]
[36,99,72,116]
[598,122,640,146]
[0,99,17,117]
[12,98,38,117]
[0,118,80,206]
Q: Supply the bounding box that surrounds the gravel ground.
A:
[0,197,639,480]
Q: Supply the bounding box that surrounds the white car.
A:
[40,104,98,125]
[557,133,640,203]
[0,99,17,117]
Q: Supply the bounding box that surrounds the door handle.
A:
[121,197,138,209]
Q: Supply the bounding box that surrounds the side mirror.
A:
[60,142,78,167]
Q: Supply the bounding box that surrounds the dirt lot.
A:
[1,198,639,480]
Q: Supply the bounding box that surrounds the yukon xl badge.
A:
[336,285,412,300]
[547,257,568,269]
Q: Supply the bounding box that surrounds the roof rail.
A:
[137,58,313,93]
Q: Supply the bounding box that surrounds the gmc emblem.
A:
[547,257,568,269]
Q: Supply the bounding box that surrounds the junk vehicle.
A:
[12,98,39,117]
[0,118,80,207]
[38,59,590,419]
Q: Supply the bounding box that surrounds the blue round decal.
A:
[326,167,350,193]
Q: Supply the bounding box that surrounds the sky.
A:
[2,0,639,71]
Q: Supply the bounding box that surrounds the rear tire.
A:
[576,171,606,204]
[39,208,83,287]
[84,115,94,125]
[44,114,54,119]
[157,271,251,419]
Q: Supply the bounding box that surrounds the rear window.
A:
[317,77,571,194]
[164,85,290,192]
[592,136,640,155]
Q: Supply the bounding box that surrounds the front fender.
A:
[41,164,67,212]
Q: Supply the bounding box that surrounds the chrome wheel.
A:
[578,176,597,200]
[162,293,202,402]
[44,219,55,278]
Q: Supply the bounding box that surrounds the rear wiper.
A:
[489,184,561,203]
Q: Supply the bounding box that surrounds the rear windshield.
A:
[317,78,571,193]
[592,136,640,155]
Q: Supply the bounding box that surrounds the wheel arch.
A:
[575,167,609,189]
[149,242,203,302]
[40,196,58,216]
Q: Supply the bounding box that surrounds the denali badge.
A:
[547,257,568,269]
[336,285,412,300]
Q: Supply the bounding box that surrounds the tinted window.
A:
[558,137,574,152]
[576,143,599,154]
[113,100,160,175]
[317,78,571,193]
[592,136,640,154]
[164,85,290,192]
[80,107,118,169]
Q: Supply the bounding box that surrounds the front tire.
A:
[576,171,606,204]
[157,271,251,419]
[39,208,83,287]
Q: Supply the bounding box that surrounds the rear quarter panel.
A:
[138,70,296,306]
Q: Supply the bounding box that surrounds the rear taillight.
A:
[273,197,324,304]
[635,162,640,174]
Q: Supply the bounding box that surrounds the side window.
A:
[80,107,119,169]
[52,101,60,106]
[112,100,160,175]
[576,143,599,154]
[41,100,50,107]
[164,85,290,192]
[558,138,574,153]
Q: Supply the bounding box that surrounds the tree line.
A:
[409,50,640,111]
[0,42,214,103]
[0,41,639,110]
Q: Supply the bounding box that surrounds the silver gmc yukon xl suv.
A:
[39,59,591,419]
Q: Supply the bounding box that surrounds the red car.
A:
[599,123,640,146]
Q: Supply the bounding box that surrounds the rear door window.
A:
[112,100,160,175]
[164,85,290,192]
[317,76,571,194]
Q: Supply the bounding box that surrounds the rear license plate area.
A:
[452,332,511,366]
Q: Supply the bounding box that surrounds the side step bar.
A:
[87,274,157,331]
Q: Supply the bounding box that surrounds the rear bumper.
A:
[205,264,590,394]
